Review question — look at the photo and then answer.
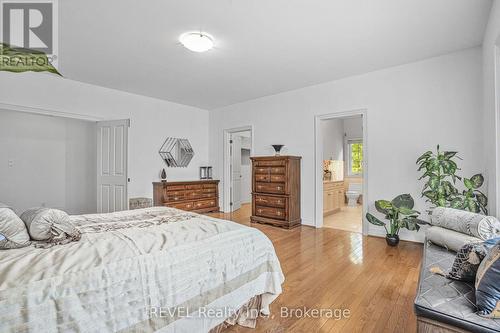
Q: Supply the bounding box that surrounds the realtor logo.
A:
[0,0,58,64]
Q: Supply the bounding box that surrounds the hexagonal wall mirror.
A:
[159,137,194,167]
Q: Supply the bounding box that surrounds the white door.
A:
[96,119,129,213]
[230,134,242,211]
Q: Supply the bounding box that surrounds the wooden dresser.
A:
[251,156,301,229]
[323,181,345,216]
[153,180,219,213]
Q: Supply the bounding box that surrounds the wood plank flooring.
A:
[208,204,423,333]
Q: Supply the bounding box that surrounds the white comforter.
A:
[0,207,284,333]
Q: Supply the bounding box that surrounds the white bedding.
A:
[0,207,284,333]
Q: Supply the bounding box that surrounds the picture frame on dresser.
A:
[153,180,220,213]
[251,156,301,229]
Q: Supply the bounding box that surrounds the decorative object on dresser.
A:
[160,168,167,182]
[153,180,219,213]
[271,144,284,156]
[323,181,345,216]
[199,166,213,180]
[251,156,301,229]
[159,137,194,167]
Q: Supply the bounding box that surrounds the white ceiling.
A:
[59,0,492,110]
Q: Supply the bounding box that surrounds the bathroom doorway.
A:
[222,126,253,214]
[314,110,368,234]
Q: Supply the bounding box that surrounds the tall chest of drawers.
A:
[251,156,301,228]
[153,180,219,213]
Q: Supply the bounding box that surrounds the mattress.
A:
[0,207,284,332]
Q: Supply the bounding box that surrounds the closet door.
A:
[96,119,129,213]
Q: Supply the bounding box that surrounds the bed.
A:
[0,207,284,333]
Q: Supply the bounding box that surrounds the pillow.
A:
[447,237,500,282]
[20,208,80,246]
[426,226,482,252]
[475,239,500,318]
[0,203,30,249]
[430,207,500,240]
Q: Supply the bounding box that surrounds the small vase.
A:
[385,234,399,247]
[272,144,284,156]
[160,168,167,182]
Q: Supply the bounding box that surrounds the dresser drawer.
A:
[269,167,285,174]
[168,201,194,210]
[186,190,203,199]
[201,192,216,198]
[202,183,217,189]
[255,174,270,182]
[186,184,202,190]
[255,206,286,220]
[167,185,186,191]
[270,174,285,182]
[202,188,216,193]
[194,199,217,209]
[166,194,185,202]
[255,160,286,167]
[254,195,286,208]
[255,182,285,194]
[254,167,270,174]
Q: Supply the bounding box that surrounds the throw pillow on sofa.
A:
[0,203,30,249]
[429,207,500,240]
[475,239,500,318]
[448,237,500,282]
[426,226,482,252]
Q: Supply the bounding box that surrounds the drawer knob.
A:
[210,201,214,205]
[258,209,262,213]
[277,186,282,190]
[277,211,281,216]
[277,200,282,204]
[174,197,178,200]
[197,203,201,207]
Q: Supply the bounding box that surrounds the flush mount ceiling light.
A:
[179,32,214,52]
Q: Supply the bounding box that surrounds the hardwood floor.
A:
[209,204,423,333]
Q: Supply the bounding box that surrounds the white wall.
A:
[209,48,483,242]
[0,72,209,203]
[483,0,500,217]
[0,110,96,214]
[343,116,363,140]
[321,118,344,160]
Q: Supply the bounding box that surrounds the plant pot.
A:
[385,234,399,247]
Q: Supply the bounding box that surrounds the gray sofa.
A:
[414,240,500,332]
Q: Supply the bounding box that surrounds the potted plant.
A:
[416,145,488,214]
[365,194,421,246]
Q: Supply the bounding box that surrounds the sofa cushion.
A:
[448,238,500,282]
[475,240,500,318]
[430,207,500,240]
[426,226,482,252]
[414,240,500,332]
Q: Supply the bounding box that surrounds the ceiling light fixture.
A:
[179,32,214,52]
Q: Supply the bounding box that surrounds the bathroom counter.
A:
[323,180,344,184]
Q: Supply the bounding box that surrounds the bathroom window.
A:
[348,140,363,176]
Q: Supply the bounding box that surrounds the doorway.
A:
[223,126,253,213]
[314,110,368,234]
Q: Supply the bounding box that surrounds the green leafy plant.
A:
[0,42,61,76]
[365,194,421,236]
[416,145,487,214]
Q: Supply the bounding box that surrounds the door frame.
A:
[314,109,368,235]
[222,125,254,213]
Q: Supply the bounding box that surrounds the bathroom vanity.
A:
[323,181,345,216]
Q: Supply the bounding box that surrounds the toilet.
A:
[346,183,362,207]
